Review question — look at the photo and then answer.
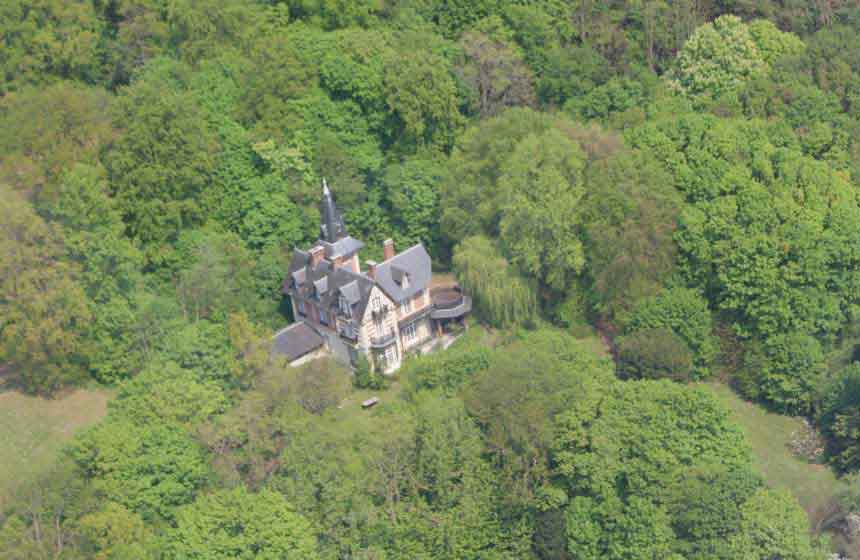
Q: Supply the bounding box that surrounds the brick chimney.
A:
[309,246,325,267]
[365,260,377,279]
[383,238,395,261]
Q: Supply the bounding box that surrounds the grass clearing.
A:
[0,388,110,509]
[703,383,846,528]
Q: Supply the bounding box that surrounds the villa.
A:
[275,181,471,373]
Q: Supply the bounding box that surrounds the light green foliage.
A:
[498,127,586,291]
[554,381,753,558]
[165,486,319,559]
[402,327,492,396]
[0,82,113,201]
[110,363,228,429]
[672,15,804,101]
[0,189,92,393]
[0,0,104,93]
[755,332,826,415]
[79,502,154,560]
[626,287,717,377]
[452,235,538,327]
[70,420,210,522]
[727,488,826,559]
[466,329,615,506]
[441,107,563,240]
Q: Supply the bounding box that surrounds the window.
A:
[372,295,382,311]
[339,295,351,318]
[384,345,398,367]
[319,309,329,325]
[402,323,417,343]
[400,297,412,315]
[297,299,306,316]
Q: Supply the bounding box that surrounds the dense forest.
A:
[5,0,860,558]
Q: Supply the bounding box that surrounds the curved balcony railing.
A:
[430,286,472,319]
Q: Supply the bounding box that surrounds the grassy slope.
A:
[0,389,110,509]
[703,383,845,527]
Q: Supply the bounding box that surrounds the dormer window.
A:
[339,295,352,318]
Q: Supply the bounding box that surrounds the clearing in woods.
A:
[703,383,845,529]
[0,389,110,509]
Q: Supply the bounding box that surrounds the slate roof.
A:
[284,248,376,320]
[272,322,324,362]
[374,244,432,303]
[321,236,364,259]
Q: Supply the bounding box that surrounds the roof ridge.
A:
[378,242,425,265]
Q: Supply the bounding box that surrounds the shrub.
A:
[617,328,695,382]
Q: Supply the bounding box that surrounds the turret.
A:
[320,178,347,243]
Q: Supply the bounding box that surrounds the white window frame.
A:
[384,345,398,367]
[402,323,417,343]
[400,297,412,315]
[372,295,382,311]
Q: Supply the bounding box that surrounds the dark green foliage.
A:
[0,2,850,556]
[617,328,695,382]
[821,364,860,472]
[626,287,717,378]
[353,353,384,390]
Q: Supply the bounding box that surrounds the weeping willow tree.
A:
[452,235,538,327]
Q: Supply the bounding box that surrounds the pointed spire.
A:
[320,178,346,243]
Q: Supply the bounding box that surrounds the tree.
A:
[0,82,113,202]
[671,15,804,101]
[625,287,717,377]
[498,127,586,291]
[554,380,753,558]
[0,189,92,393]
[287,358,352,415]
[617,328,695,382]
[165,487,319,559]
[465,329,615,506]
[456,31,535,117]
[0,0,105,93]
[820,363,860,472]
[727,489,825,560]
[383,40,464,151]
[70,419,210,522]
[452,235,538,327]
[79,502,153,560]
[105,67,218,259]
[382,156,447,255]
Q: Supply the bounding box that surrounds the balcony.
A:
[370,330,396,348]
[430,286,472,320]
[339,325,358,343]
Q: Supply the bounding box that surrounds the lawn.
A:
[703,383,846,528]
[0,389,110,510]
